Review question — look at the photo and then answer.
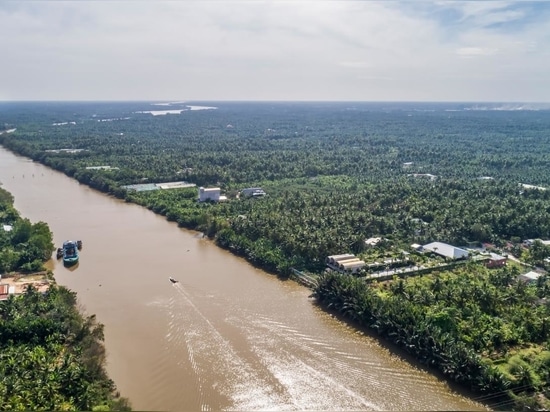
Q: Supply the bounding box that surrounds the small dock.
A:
[290,268,318,289]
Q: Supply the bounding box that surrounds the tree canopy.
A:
[2,100,550,410]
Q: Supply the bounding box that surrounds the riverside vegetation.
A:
[0,186,131,411]
[2,101,550,409]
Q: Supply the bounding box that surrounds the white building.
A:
[241,187,266,197]
[198,187,221,202]
[326,254,366,274]
[365,237,384,247]
[518,271,543,283]
[422,242,469,260]
[340,260,366,273]
[326,254,356,265]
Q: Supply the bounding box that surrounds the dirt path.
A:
[0,272,52,297]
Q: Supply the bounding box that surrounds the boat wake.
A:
[165,283,382,411]
[166,283,291,410]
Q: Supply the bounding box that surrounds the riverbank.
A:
[315,270,550,411]
[0,143,485,411]
[0,146,528,408]
[0,271,52,298]
[0,183,131,410]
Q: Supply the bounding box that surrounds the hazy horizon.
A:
[1,99,549,104]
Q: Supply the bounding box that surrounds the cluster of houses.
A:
[327,241,510,276]
[326,238,550,286]
[198,187,266,202]
[121,181,266,202]
[411,241,508,268]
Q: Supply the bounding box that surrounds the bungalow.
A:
[241,187,266,198]
[518,271,543,284]
[485,253,507,268]
[199,187,222,202]
[422,242,469,260]
[365,237,384,247]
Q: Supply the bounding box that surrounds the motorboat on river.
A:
[169,277,179,284]
[59,240,82,266]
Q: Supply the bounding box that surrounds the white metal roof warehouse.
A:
[422,242,469,259]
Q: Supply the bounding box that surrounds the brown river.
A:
[0,146,488,411]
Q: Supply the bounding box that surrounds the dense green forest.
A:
[0,285,131,411]
[0,187,55,273]
[2,102,550,272]
[0,185,130,411]
[2,101,550,409]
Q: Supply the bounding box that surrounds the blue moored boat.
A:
[62,240,81,266]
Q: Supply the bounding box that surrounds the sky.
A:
[1,1,549,102]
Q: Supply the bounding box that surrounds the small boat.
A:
[62,240,79,266]
[169,277,178,284]
[56,247,63,259]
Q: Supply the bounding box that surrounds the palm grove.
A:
[2,101,550,409]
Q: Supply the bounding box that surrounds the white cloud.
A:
[455,47,499,57]
[339,62,374,69]
[0,1,549,101]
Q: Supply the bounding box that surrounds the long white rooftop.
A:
[422,242,469,259]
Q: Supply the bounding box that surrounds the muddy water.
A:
[0,146,488,411]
